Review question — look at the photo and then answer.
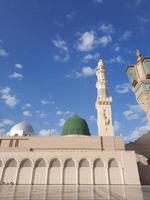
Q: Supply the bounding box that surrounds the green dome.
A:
[62,114,91,136]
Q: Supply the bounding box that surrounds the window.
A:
[15,140,19,147]
[9,140,13,147]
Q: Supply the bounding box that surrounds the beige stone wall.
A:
[0,135,125,151]
[0,149,140,185]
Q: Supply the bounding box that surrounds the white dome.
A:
[8,121,35,136]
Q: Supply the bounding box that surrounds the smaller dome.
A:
[62,114,91,136]
[8,121,35,136]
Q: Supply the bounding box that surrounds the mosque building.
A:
[0,58,141,185]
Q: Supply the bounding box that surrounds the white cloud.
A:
[41,100,49,105]
[58,118,66,127]
[126,124,149,142]
[0,118,14,135]
[137,16,149,23]
[2,118,14,126]
[0,128,5,134]
[109,56,125,64]
[15,63,23,69]
[82,53,100,62]
[56,110,71,116]
[22,103,31,109]
[53,35,68,52]
[114,121,121,133]
[53,35,70,62]
[0,87,19,108]
[99,23,114,34]
[41,99,54,106]
[89,115,97,122]
[77,31,95,51]
[120,30,132,40]
[9,72,24,80]
[113,44,120,52]
[98,35,112,47]
[93,0,103,3]
[76,66,96,78]
[115,83,131,94]
[22,110,32,117]
[54,54,70,62]
[66,12,75,19]
[66,66,96,79]
[134,0,142,6]
[0,48,8,57]
[123,104,144,120]
[0,118,14,128]
[77,30,112,51]
[39,128,57,136]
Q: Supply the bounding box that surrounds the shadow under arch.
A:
[79,158,91,184]
[17,159,32,184]
[32,158,47,184]
[2,158,18,184]
[108,158,123,184]
[63,158,76,185]
[48,158,61,185]
[93,158,107,184]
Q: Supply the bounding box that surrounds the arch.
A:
[48,159,61,184]
[93,159,107,184]
[20,159,32,167]
[5,158,17,167]
[50,159,61,167]
[17,159,32,184]
[64,159,75,167]
[79,159,90,167]
[2,158,18,184]
[63,159,76,185]
[79,159,91,184]
[32,159,47,184]
[108,158,118,168]
[108,158,123,184]
[35,159,46,167]
[94,159,104,167]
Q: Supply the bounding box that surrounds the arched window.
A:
[64,159,75,167]
[108,159,118,168]
[94,159,104,167]
[35,159,46,167]
[79,159,89,167]
[50,159,61,167]
[20,159,32,167]
[5,159,17,167]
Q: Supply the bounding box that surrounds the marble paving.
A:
[0,185,149,200]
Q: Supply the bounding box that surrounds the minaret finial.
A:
[97,58,104,69]
[137,49,142,62]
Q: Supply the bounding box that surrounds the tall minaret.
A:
[95,59,114,136]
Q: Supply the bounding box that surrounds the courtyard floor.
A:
[0,185,149,200]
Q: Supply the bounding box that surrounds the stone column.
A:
[90,162,94,185]
[76,162,79,185]
[61,161,64,185]
[106,167,109,184]
[30,165,35,185]
[14,161,20,185]
[122,168,125,185]
[15,165,20,184]
[45,166,49,185]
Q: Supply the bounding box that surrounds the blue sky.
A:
[0,0,150,142]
